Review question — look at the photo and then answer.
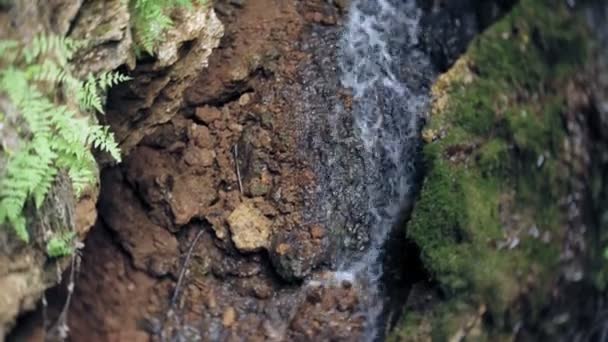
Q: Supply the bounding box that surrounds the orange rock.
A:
[309,225,325,239]
[222,307,237,327]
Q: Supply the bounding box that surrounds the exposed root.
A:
[234,144,243,195]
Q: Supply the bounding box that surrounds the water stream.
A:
[322,0,435,338]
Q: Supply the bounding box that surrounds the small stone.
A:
[200,149,216,167]
[195,106,222,124]
[252,283,273,299]
[312,12,323,23]
[127,283,136,291]
[183,147,216,167]
[334,0,349,12]
[227,202,272,252]
[222,307,236,327]
[190,124,213,148]
[275,243,290,256]
[541,231,552,243]
[248,177,272,197]
[321,16,337,26]
[229,123,244,132]
[309,225,325,239]
[206,291,217,309]
[230,64,250,81]
[238,93,252,106]
[422,129,437,143]
[259,112,273,128]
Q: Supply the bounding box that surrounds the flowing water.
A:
[332,0,434,338]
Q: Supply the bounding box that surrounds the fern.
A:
[130,0,202,55]
[0,35,129,243]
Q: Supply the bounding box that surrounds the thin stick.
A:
[233,144,243,194]
[169,229,204,308]
[159,228,205,340]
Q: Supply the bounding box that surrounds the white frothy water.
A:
[334,0,432,338]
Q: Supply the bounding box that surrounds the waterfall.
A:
[334,0,433,338]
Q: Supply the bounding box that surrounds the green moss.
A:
[393,0,593,339]
[46,231,75,258]
[476,138,511,177]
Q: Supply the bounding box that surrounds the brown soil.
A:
[11,0,368,341]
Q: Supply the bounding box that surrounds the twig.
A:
[169,229,204,308]
[233,144,243,194]
[160,228,205,340]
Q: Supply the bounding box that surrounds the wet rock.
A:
[269,229,327,282]
[211,255,262,278]
[309,225,326,239]
[334,0,349,13]
[251,281,273,299]
[195,105,222,124]
[227,202,273,252]
[247,174,272,197]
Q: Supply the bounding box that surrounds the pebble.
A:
[222,307,237,327]
[195,106,222,124]
[238,93,252,106]
[309,225,326,239]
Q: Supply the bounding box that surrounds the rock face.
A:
[0,174,97,339]
[0,1,101,337]
[0,0,223,337]
[104,5,224,155]
[227,202,272,252]
[69,0,136,75]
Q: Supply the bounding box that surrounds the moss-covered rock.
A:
[391,0,605,339]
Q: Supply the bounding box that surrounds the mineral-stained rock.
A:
[69,0,136,76]
[195,105,222,124]
[106,6,224,155]
[98,169,179,276]
[168,172,218,225]
[155,3,214,69]
[227,202,272,252]
[269,228,328,282]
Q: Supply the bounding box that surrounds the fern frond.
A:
[0,39,19,63]
[24,35,81,66]
[0,34,123,244]
[78,74,103,113]
[97,71,132,92]
[87,124,122,161]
